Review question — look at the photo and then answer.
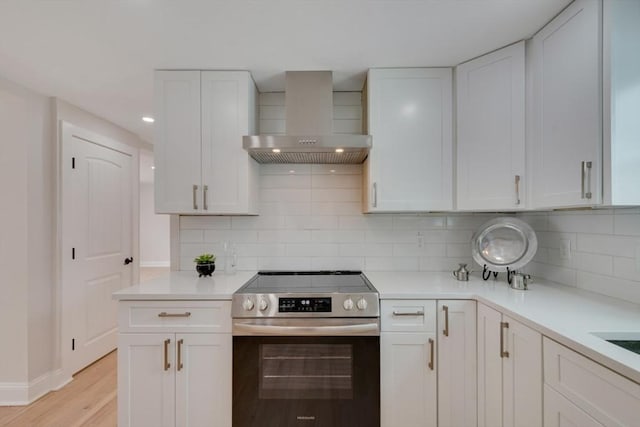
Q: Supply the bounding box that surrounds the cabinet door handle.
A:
[158,312,191,318]
[443,305,449,337]
[581,161,593,200]
[203,185,208,210]
[500,322,510,358]
[428,338,435,370]
[392,310,424,316]
[372,182,377,208]
[192,184,199,210]
[177,339,184,371]
[163,338,171,371]
[515,175,521,205]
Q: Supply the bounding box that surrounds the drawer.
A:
[543,337,640,427]
[544,384,604,427]
[118,300,231,333]
[381,300,436,332]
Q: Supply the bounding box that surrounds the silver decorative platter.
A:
[471,217,537,272]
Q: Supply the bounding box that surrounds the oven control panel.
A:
[279,297,331,313]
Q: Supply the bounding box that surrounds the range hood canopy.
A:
[243,71,371,164]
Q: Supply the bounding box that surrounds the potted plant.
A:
[194,253,216,277]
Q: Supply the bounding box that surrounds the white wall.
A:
[140,182,170,267]
[520,209,640,304]
[178,164,500,272]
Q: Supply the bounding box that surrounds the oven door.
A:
[232,319,380,427]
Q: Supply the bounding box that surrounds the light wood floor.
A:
[0,351,117,427]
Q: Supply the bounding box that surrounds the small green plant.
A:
[194,253,216,264]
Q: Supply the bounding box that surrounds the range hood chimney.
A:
[243,71,372,164]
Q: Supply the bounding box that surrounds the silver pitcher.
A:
[453,263,471,281]
[510,273,532,290]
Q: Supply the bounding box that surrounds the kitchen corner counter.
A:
[365,271,640,385]
[113,270,257,300]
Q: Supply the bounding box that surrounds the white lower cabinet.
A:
[380,299,476,427]
[543,338,640,427]
[117,301,232,427]
[477,303,542,427]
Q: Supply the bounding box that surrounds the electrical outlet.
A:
[560,239,571,259]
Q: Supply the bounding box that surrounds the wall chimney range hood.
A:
[243,71,372,164]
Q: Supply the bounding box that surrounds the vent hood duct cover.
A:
[243,71,372,164]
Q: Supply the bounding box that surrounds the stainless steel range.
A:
[231,271,380,427]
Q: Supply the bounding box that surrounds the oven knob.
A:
[258,298,269,312]
[343,298,354,311]
[356,297,368,310]
[242,298,254,311]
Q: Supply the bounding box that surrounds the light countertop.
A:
[367,271,640,385]
[113,269,640,384]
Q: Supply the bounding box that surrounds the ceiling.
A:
[0,0,571,144]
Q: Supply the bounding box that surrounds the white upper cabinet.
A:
[365,68,453,212]
[530,0,602,208]
[456,42,526,211]
[154,70,259,214]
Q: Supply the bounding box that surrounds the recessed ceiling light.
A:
[151,166,155,170]
[272,148,281,153]
[335,148,344,153]
[330,169,336,173]
[289,170,295,174]
[142,116,155,123]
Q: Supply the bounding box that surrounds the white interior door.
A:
[65,126,134,374]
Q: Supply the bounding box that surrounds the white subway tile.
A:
[259,174,311,189]
[235,243,286,257]
[527,261,577,287]
[547,213,614,234]
[311,230,365,243]
[614,213,640,236]
[180,229,204,243]
[536,232,576,250]
[259,202,311,216]
[333,92,362,106]
[311,257,365,270]
[232,216,286,230]
[365,257,420,272]
[366,229,416,243]
[261,188,311,203]
[312,188,361,202]
[180,216,231,230]
[258,257,312,270]
[234,257,258,271]
[333,105,362,120]
[576,271,640,305]
[259,120,285,134]
[612,256,640,282]
[258,230,311,243]
[517,213,549,232]
[573,252,613,276]
[203,230,258,243]
[312,164,362,175]
[545,248,575,268]
[180,243,209,258]
[339,243,393,257]
[312,202,362,216]
[446,243,472,257]
[339,215,393,230]
[312,174,362,189]
[260,105,285,119]
[446,214,500,230]
[419,257,473,272]
[577,234,640,257]
[285,215,338,230]
[394,243,446,257]
[285,243,340,257]
[260,92,285,106]
[260,164,311,175]
[393,215,446,230]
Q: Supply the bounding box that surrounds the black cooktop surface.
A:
[236,271,376,294]
[607,340,640,355]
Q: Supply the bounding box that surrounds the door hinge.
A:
[72,338,75,351]
[72,247,75,260]
[72,157,75,169]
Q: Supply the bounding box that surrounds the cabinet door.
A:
[477,303,503,427]
[380,332,437,427]
[456,42,525,210]
[175,333,232,427]
[502,316,542,427]
[544,385,604,427]
[118,333,175,427]
[437,300,477,427]
[201,71,259,214]
[154,71,202,214]
[530,0,602,208]
[366,68,453,212]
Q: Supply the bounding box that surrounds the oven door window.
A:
[259,344,353,400]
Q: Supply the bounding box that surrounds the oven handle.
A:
[233,322,380,336]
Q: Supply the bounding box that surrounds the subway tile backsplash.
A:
[179,164,498,275]
[178,165,640,304]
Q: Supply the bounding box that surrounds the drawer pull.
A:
[158,312,192,318]
[392,310,425,316]
[428,338,435,370]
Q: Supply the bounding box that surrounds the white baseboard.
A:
[0,369,73,406]
[140,261,170,267]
